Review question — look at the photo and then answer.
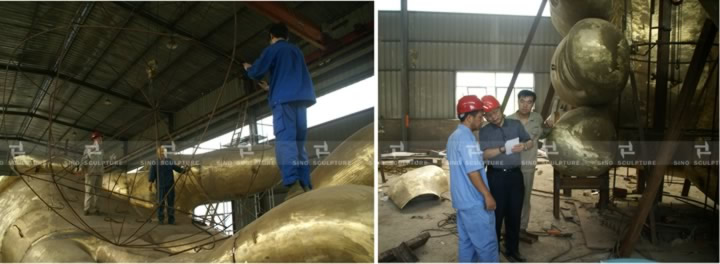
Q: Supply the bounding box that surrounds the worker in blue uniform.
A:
[149,146,186,225]
[447,95,499,263]
[244,23,316,192]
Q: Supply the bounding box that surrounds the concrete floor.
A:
[378,159,719,262]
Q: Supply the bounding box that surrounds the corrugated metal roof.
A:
[0,1,373,155]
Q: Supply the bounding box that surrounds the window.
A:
[379,0,551,17]
[178,125,251,155]
[258,76,375,143]
[193,202,234,236]
[456,72,534,116]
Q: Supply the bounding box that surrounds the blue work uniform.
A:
[149,158,185,224]
[247,40,316,189]
[447,124,499,263]
[478,118,531,256]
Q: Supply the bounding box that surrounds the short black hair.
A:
[269,23,289,39]
[518,90,536,102]
[459,110,482,122]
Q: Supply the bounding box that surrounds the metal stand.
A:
[553,170,610,219]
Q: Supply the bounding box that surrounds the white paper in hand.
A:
[505,137,519,155]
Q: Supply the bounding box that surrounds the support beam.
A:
[400,0,409,151]
[0,135,84,155]
[0,110,126,140]
[540,83,555,119]
[57,2,199,146]
[106,24,372,148]
[619,19,717,257]
[29,2,146,155]
[244,2,325,50]
[698,0,719,27]
[652,0,672,131]
[166,113,175,134]
[18,2,96,140]
[304,22,372,65]
[113,2,240,62]
[500,0,548,112]
[86,4,250,138]
[681,178,692,197]
[0,63,152,109]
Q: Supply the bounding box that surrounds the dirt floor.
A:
[378,158,719,262]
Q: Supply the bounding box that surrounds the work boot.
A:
[290,181,309,193]
[507,251,526,262]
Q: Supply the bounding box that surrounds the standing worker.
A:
[478,95,532,262]
[506,90,552,237]
[149,146,186,225]
[243,23,316,192]
[80,131,104,216]
[447,95,499,262]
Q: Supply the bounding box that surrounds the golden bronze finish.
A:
[387,165,448,209]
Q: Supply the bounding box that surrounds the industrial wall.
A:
[379,11,562,151]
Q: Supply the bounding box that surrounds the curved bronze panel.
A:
[547,107,617,176]
[550,0,615,36]
[551,18,630,107]
[286,123,374,200]
[0,170,372,262]
[10,146,282,213]
[157,184,374,263]
[388,165,448,209]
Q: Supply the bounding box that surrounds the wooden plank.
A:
[575,202,618,249]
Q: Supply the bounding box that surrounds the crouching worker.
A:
[149,146,185,225]
[447,95,499,262]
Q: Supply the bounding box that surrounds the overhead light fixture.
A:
[166,38,178,50]
[104,98,112,105]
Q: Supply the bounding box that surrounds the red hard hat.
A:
[456,95,483,116]
[91,131,103,140]
[480,95,501,112]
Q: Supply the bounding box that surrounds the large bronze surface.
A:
[550,0,616,36]
[286,124,374,200]
[10,145,281,214]
[158,184,374,263]
[551,18,630,107]
[0,174,373,262]
[547,107,617,176]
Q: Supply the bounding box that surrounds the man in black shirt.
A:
[478,95,533,262]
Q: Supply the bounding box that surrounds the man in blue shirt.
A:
[446,95,499,262]
[149,146,186,225]
[478,95,532,262]
[244,23,317,192]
